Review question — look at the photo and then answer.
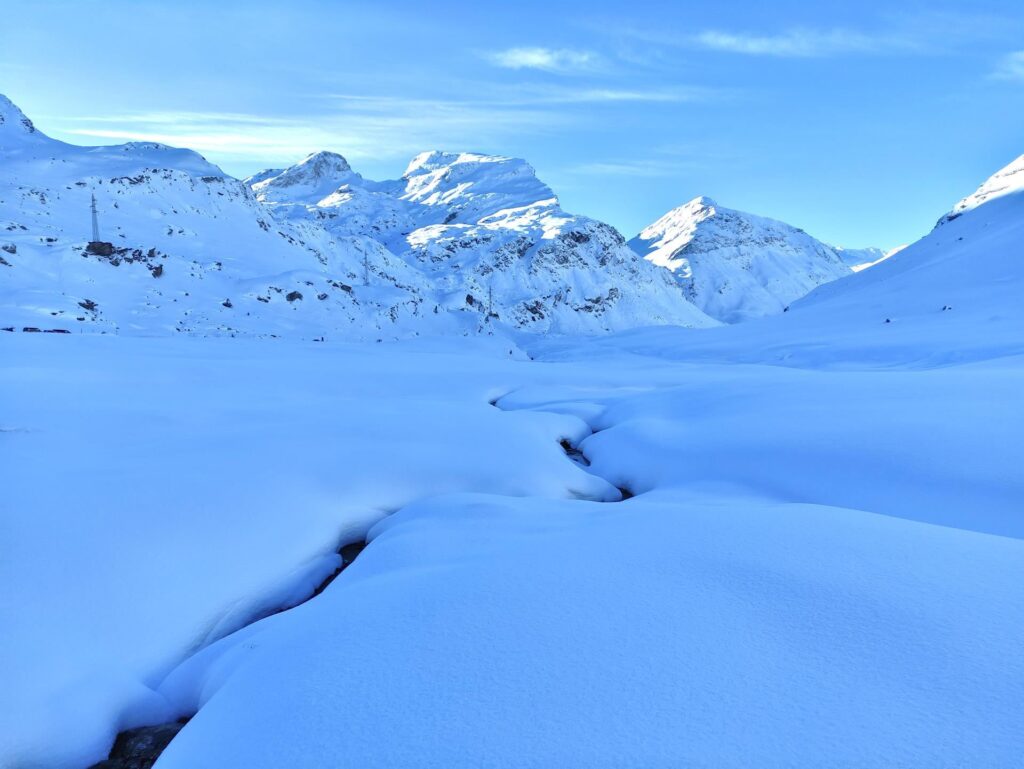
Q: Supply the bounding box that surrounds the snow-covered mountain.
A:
[0,95,449,340]
[628,196,853,323]
[0,94,714,338]
[248,150,713,333]
[832,245,896,272]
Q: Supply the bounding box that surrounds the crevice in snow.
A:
[88,537,369,769]
[87,719,189,769]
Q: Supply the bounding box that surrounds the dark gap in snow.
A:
[87,718,189,769]
[617,486,635,501]
[309,539,368,600]
[559,438,591,468]
[89,537,369,769]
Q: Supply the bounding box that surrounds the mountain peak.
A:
[686,195,718,209]
[296,150,353,175]
[250,150,361,203]
[402,151,522,178]
[629,197,850,323]
[0,94,42,140]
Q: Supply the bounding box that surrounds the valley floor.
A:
[2,331,1022,768]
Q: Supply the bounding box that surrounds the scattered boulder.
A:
[286,290,303,302]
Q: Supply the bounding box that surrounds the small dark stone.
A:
[22,327,41,333]
[222,299,233,308]
[285,290,303,302]
[78,299,98,312]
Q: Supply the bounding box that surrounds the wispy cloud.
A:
[485,47,598,73]
[48,80,718,175]
[993,51,1024,80]
[691,28,920,58]
[57,98,558,167]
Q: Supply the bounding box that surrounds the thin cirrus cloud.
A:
[51,85,708,171]
[485,46,598,72]
[992,51,1024,80]
[691,28,921,57]
[55,103,547,168]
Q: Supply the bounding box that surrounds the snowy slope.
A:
[785,154,1024,359]
[942,153,1024,221]
[0,95,447,341]
[628,196,852,322]
[249,150,715,334]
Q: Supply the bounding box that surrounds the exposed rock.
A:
[88,720,187,769]
[87,241,115,256]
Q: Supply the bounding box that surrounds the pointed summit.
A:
[630,197,850,323]
[0,94,47,145]
[250,151,362,204]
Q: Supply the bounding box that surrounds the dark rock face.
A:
[88,721,187,769]
[87,241,115,256]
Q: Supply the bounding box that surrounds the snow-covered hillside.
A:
[941,153,1024,221]
[628,196,853,322]
[0,94,713,339]
[249,150,713,333]
[0,95,452,341]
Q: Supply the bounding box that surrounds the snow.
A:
[248,149,715,334]
[155,492,1024,768]
[2,93,1023,769]
[832,244,893,271]
[0,93,713,341]
[628,196,852,322]
[945,153,1024,218]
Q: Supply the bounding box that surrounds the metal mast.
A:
[90,193,100,242]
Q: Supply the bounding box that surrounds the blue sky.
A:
[3,0,1023,249]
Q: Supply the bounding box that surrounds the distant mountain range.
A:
[1,93,907,338]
